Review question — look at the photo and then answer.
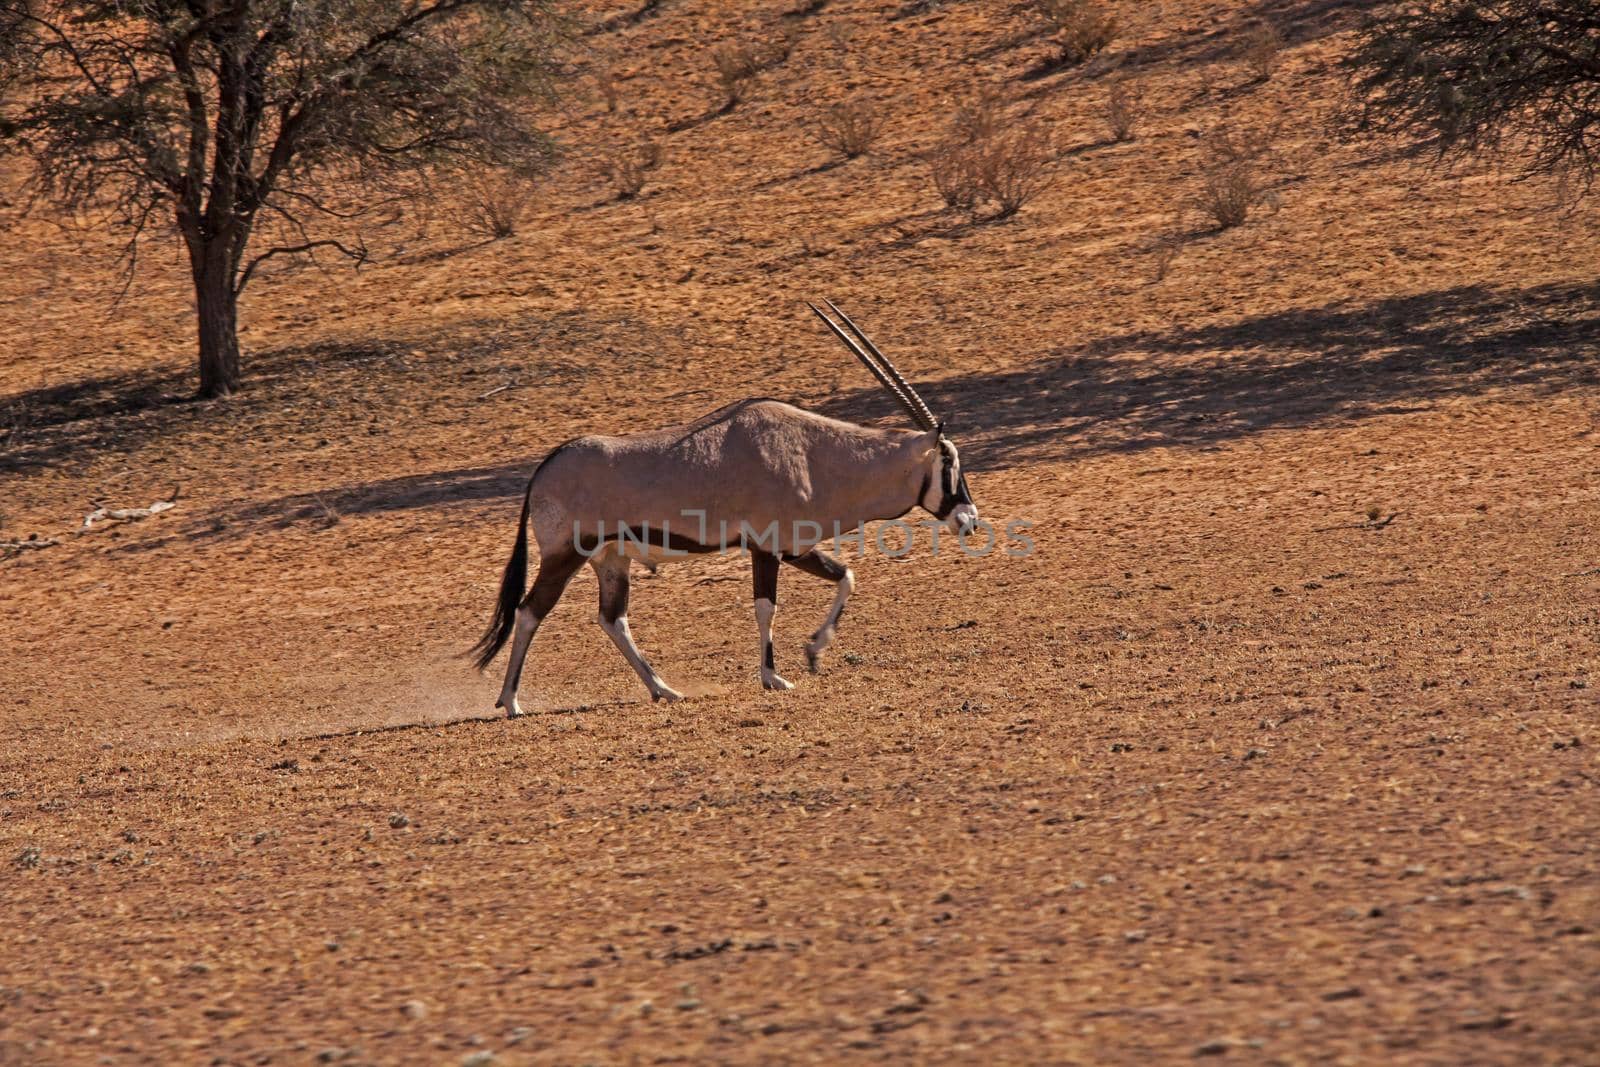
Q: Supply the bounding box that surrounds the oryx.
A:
[470,300,978,717]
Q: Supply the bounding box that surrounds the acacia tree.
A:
[0,0,566,396]
[1343,1,1600,200]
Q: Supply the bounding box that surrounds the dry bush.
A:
[1105,80,1143,142]
[1149,233,1181,282]
[711,33,795,109]
[1240,21,1284,83]
[456,170,539,239]
[814,99,885,159]
[1035,0,1119,65]
[605,139,664,199]
[970,124,1056,218]
[929,141,980,211]
[1192,124,1281,229]
[713,43,762,107]
[951,90,1006,144]
[1195,165,1263,229]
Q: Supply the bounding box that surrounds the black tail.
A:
[469,480,533,671]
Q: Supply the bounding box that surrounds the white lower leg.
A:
[805,568,854,669]
[756,597,792,691]
[497,606,539,718]
[601,614,683,703]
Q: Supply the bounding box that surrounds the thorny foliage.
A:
[929,105,1055,221]
[1034,0,1119,66]
[813,98,885,159]
[0,0,568,293]
[1341,0,1600,199]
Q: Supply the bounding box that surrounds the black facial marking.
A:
[929,438,973,520]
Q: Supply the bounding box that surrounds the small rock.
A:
[462,1053,496,1067]
[400,1000,427,1020]
[389,812,410,829]
[505,1027,533,1044]
[1194,1038,1230,1056]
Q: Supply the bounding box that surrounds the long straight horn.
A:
[808,302,931,430]
[822,299,939,432]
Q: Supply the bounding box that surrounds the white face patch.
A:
[925,439,979,534]
[948,501,979,535]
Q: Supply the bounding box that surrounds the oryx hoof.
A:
[761,674,795,692]
[499,698,525,720]
[805,651,821,674]
[650,685,685,704]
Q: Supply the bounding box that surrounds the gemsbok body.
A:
[470,301,978,717]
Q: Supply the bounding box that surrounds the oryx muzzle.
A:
[468,302,980,716]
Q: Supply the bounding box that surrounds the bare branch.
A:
[234,236,368,295]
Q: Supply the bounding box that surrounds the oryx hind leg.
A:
[783,549,855,672]
[751,550,793,691]
[498,546,584,719]
[592,548,683,704]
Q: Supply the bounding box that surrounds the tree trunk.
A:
[190,239,241,398]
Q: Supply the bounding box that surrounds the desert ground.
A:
[2,0,1597,1063]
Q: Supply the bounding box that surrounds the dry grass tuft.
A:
[605,138,664,200]
[930,94,1054,220]
[930,141,980,211]
[951,90,1007,144]
[1193,125,1281,230]
[814,98,886,160]
[456,170,540,240]
[711,34,795,110]
[971,124,1056,218]
[1105,79,1144,142]
[1035,0,1119,66]
[1240,21,1285,83]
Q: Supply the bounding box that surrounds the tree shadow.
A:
[816,281,1600,470]
[47,281,1599,549]
[0,340,410,478]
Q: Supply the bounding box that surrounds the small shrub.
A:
[1240,21,1284,83]
[929,141,980,211]
[1192,124,1280,229]
[1036,0,1118,65]
[457,170,538,240]
[814,98,885,159]
[1105,80,1143,142]
[970,123,1055,218]
[951,91,1006,144]
[1149,233,1181,282]
[1194,160,1279,230]
[606,138,664,199]
[713,43,762,107]
[711,34,794,110]
[1208,123,1279,165]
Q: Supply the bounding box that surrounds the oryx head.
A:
[809,299,980,537]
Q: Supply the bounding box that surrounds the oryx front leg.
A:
[593,550,683,703]
[751,550,793,691]
[499,547,584,719]
[783,549,854,672]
